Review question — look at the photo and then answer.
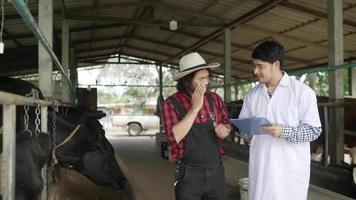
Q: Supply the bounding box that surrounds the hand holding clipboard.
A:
[231,117,272,136]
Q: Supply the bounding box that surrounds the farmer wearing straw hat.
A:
[162,52,231,200]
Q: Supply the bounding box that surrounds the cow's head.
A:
[52,109,127,190]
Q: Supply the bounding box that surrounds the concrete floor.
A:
[107,131,355,200]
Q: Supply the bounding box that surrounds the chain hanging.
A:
[52,104,57,151]
[23,89,41,137]
[34,90,41,136]
[23,91,33,137]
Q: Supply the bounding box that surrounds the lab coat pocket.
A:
[275,106,298,126]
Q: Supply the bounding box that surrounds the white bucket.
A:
[238,177,249,200]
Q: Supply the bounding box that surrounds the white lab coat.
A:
[239,73,321,200]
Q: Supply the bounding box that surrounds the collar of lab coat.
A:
[258,71,290,90]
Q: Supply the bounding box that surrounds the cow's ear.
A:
[87,111,106,119]
[98,111,106,118]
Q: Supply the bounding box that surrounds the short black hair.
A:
[251,41,285,67]
[176,69,211,92]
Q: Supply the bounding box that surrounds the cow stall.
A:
[0,90,52,199]
[0,1,135,199]
[47,168,132,200]
[0,88,138,200]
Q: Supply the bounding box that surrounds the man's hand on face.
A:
[261,124,283,137]
[191,82,206,112]
[215,123,231,139]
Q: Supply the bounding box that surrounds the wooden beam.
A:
[239,24,356,59]
[154,2,224,22]
[66,0,151,13]
[67,15,222,27]
[74,34,251,65]
[279,2,356,29]
[3,29,22,47]
[77,44,173,58]
[161,0,286,64]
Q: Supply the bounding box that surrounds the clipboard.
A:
[231,117,272,135]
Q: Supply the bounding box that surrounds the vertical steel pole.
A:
[2,104,16,200]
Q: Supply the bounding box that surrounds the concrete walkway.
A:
[110,136,175,200]
[108,135,355,200]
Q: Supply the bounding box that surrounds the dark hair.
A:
[176,69,211,92]
[251,41,285,68]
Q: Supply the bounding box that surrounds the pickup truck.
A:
[112,115,160,135]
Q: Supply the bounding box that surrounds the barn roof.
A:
[1,0,355,80]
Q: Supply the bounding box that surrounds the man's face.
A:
[253,59,280,83]
[191,69,210,92]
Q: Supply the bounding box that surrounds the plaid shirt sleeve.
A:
[237,129,252,139]
[213,93,232,155]
[281,123,322,143]
[161,98,179,145]
[214,94,231,127]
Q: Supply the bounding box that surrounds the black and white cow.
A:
[0,77,126,199]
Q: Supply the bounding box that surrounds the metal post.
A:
[70,47,78,104]
[350,64,356,97]
[8,0,75,93]
[41,106,48,133]
[224,28,231,103]
[61,19,70,103]
[159,64,163,134]
[159,65,163,100]
[328,0,344,166]
[40,106,48,200]
[308,74,317,92]
[2,104,16,200]
[234,83,238,101]
[323,106,329,167]
[38,0,53,98]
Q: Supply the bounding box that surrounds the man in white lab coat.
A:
[239,41,322,200]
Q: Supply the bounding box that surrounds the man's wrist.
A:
[190,107,200,116]
[280,125,292,138]
[224,123,231,129]
[223,124,231,135]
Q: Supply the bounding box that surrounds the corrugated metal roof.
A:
[0,0,355,80]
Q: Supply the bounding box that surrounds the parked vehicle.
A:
[112,115,160,135]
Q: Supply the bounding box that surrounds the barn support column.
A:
[224,28,231,103]
[234,83,238,100]
[40,106,48,200]
[308,74,317,92]
[70,48,78,104]
[350,66,356,97]
[158,64,163,134]
[61,20,70,103]
[38,1,53,199]
[38,0,53,98]
[328,0,344,166]
[159,64,163,101]
[2,105,16,200]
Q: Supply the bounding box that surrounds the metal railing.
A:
[7,0,75,94]
[225,101,356,167]
[317,102,356,167]
[0,90,58,200]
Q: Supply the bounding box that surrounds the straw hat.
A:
[172,52,220,81]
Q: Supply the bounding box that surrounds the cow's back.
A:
[0,77,44,99]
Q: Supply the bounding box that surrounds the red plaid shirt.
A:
[161,91,231,161]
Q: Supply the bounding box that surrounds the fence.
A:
[0,90,58,200]
[225,100,356,167]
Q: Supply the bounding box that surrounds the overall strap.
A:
[169,96,187,119]
[170,93,215,121]
[206,93,215,122]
